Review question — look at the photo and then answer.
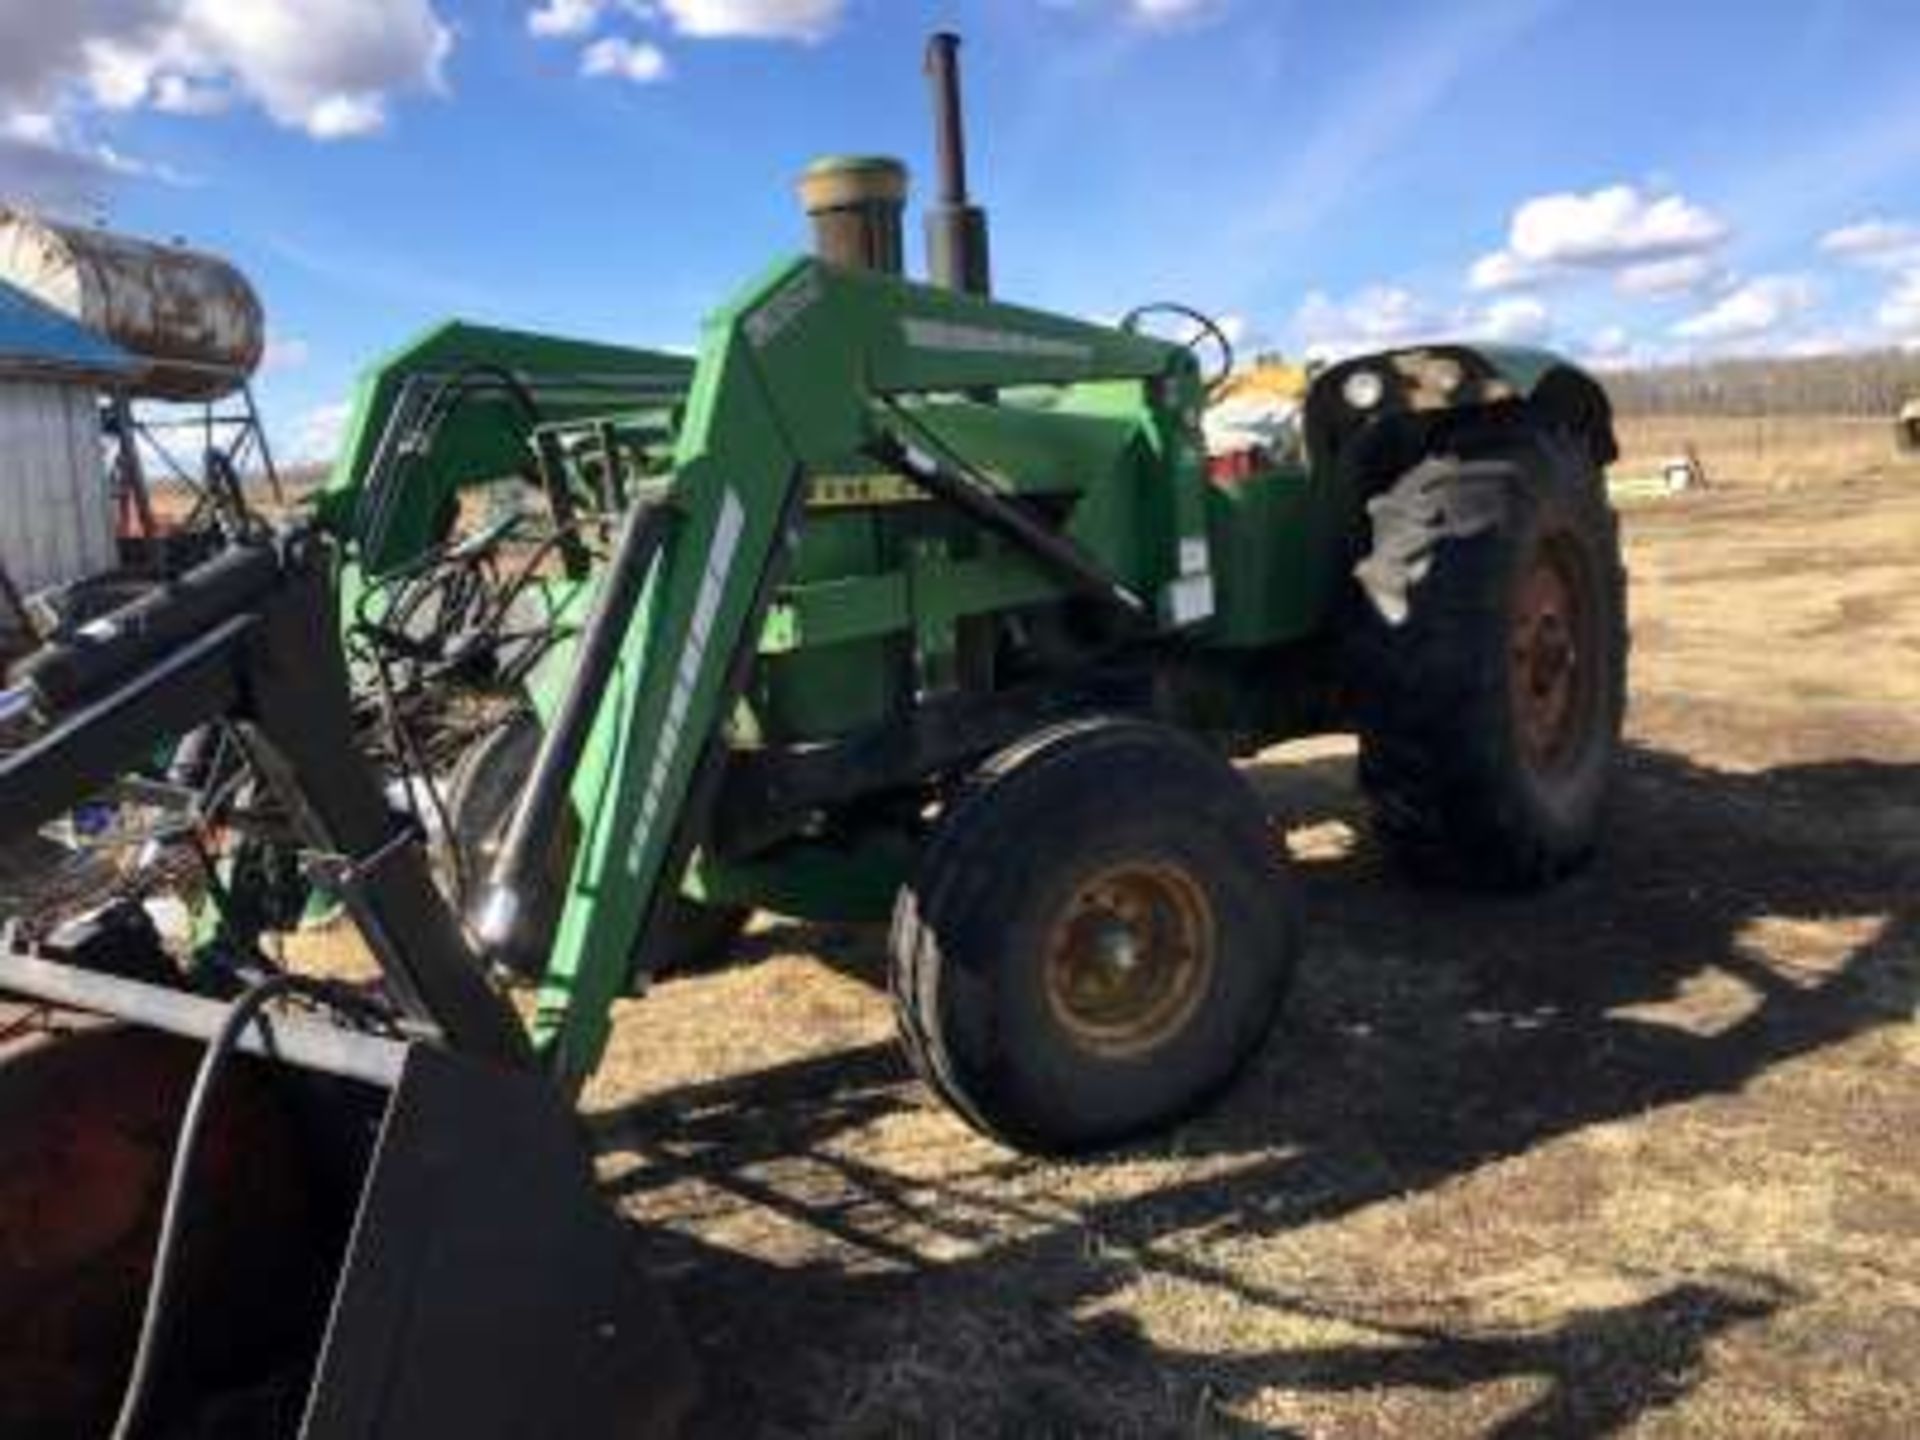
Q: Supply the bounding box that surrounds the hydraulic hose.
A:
[111,972,393,1440]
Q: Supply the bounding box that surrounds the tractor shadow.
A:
[591,743,1919,1435]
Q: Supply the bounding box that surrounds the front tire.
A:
[890,719,1300,1153]
[1346,424,1627,888]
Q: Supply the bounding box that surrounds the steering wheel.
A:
[1119,302,1236,393]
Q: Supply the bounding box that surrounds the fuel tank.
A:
[0,211,264,403]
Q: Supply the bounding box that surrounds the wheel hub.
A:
[1510,542,1591,774]
[1043,862,1214,1058]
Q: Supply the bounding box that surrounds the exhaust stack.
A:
[923,31,992,296]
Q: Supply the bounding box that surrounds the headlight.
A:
[1342,368,1386,411]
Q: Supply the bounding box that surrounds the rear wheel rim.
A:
[1509,534,1596,776]
[1042,861,1215,1058]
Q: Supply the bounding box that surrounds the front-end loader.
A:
[0,31,1625,1435]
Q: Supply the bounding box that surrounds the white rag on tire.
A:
[1352,456,1512,626]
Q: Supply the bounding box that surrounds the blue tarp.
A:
[0,278,136,379]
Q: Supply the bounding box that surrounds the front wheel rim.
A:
[1510,535,1598,777]
[1042,861,1216,1059]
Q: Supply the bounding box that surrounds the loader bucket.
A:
[0,980,696,1438]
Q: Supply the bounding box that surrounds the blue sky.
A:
[3,0,1919,459]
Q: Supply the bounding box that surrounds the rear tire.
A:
[890,719,1300,1153]
[1346,424,1627,888]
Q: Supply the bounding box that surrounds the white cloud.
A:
[0,108,178,214]
[1474,295,1551,344]
[1,111,61,146]
[150,70,226,114]
[1038,0,1220,24]
[1296,283,1559,358]
[1512,184,1727,265]
[0,2,137,110]
[1877,270,1920,339]
[656,0,843,42]
[1295,284,1560,358]
[1294,285,1445,360]
[1575,326,1679,370]
[527,0,840,85]
[1820,218,1919,255]
[289,399,351,464]
[1471,183,1729,292]
[83,33,171,110]
[1584,325,1631,361]
[0,133,121,214]
[303,93,387,139]
[1124,0,1219,24]
[1467,247,1551,293]
[1671,275,1815,343]
[1819,217,1920,271]
[529,0,608,39]
[1211,311,1283,364]
[3,1,452,143]
[581,37,670,83]
[1614,252,1725,297]
[261,335,311,373]
[1773,329,1872,358]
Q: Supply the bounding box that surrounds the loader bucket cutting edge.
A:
[0,979,696,1439]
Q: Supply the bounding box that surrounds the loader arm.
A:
[317,320,697,577]
[529,256,1192,1086]
[0,536,699,1438]
[0,539,533,1068]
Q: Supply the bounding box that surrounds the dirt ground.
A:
[583,464,1920,1436]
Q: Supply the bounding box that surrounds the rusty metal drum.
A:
[0,211,265,403]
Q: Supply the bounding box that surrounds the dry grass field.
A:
[1613,414,1919,491]
[574,432,1920,1436]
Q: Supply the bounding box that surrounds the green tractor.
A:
[311,32,1626,1151]
[0,31,1624,1435]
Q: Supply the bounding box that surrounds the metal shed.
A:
[0,278,137,601]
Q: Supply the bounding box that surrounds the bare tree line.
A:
[1599,349,1920,418]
